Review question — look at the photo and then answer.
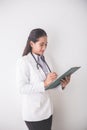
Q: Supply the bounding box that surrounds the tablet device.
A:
[45,66,81,90]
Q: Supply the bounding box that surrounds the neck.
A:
[31,51,42,56]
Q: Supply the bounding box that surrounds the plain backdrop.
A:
[0,0,87,130]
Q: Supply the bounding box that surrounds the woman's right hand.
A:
[44,72,58,88]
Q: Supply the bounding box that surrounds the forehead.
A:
[37,36,47,43]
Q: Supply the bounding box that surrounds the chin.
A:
[40,52,44,55]
[40,51,44,54]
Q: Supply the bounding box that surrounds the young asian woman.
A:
[16,28,70,130]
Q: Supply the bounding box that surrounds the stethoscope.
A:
[31,52,51,75]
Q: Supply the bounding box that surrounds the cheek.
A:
[36,46,42,50]
[34,46,41,51]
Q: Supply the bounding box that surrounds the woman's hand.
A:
[44,72,58,87]
[60,75,71,89]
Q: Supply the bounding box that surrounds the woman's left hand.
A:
[60,75,71,89]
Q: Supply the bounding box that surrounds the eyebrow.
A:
[40,42,48,44]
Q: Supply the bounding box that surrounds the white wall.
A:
[0,0,87,130]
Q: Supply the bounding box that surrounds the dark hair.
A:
[22,28,47,56]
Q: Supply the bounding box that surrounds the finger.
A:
[60,81,67,88]
[61,79,66,82]
[51,72,58,76]
[67,75,71,80]
[65,76,69,82]
[51,75,57,80]
[65,76,70,83]
[51,74,57,77]
[61,79,68,85]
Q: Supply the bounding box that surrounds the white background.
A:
[0,0,87,130]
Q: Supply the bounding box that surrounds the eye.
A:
[39,43,47,47]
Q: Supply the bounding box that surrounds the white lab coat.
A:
[16,53,54,121]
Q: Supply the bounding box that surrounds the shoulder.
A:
[17,56,27,65]
[16,54,32,69]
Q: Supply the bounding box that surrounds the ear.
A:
[29,41,34,47]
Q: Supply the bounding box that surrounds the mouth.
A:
[41,50,44,53]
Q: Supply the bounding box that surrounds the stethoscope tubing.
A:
[31,52,51,74]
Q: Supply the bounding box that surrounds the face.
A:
[30,36,47,55]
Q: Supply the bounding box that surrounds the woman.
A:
[16,28,70,130]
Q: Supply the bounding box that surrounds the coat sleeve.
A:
[16,58,45,95]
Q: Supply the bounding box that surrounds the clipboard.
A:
[45,66,81,90]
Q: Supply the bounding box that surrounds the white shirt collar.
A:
[32,53,43,61]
